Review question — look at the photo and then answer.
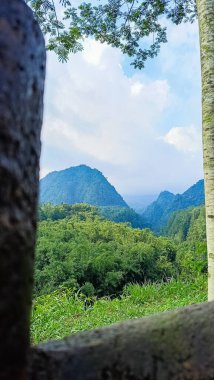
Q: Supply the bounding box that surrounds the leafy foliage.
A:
[26,0,197,66]
[39,202,145,228]
[35,207,177,297]
[98,205,144,228]
[39,203,101,221]
[164,205,206,242]
[164,205,207,278]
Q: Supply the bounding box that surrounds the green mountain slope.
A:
[142,180,205,232]
[40,165,127,207]
[163,205,207,277]
[164,206,206,243]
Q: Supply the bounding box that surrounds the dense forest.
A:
[164,206,206,243]
[39,203,144,228]
[35,204,176,297]
[33,202,207,343]
[35,203,207,298]
[163,206,207,278]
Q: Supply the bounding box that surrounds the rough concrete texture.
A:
[0,1,46,379]
[29,301,214,380]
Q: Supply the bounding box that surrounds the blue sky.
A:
[41,19,203,197]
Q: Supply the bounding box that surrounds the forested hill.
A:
[35,205,176,297]
[39,203,145,229]
[40,165,127,207]
[142,180,205,232]
[164,206,206,243]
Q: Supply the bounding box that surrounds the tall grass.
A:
[31,275,207,344]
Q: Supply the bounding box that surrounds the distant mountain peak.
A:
[158,191,175,200]
[40,165,128,207]
[142,179,205,232]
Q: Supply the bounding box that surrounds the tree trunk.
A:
[197,0,214,300]
[0,1,45,379]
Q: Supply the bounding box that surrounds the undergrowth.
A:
[31,275,207,344]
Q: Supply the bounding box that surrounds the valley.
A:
[32,165,207,344]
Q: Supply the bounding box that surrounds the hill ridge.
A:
[40,165,128,207]
[142,179,205,232]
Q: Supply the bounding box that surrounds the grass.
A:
[31,275,207,344]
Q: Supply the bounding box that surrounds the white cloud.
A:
[42,24,203,195]
[82,39,107,66]
[43,41,171,167]
[162,125,202,153]
[130,82,144,96]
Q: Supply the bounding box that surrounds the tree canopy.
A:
[26,0,197,67]
[35,205,177,297]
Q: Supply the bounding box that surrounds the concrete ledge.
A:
[29,301,214,380]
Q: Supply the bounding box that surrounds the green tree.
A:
[35,212,177,297]
[25,0,197,66]
[27,0,214,300]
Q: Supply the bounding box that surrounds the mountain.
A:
[40,165,128,207]
[142,180,205,233]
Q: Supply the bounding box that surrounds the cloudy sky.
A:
[41,19,203,197]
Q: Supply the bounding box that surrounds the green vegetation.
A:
[39,202,144,228]
[35,204,176,297]
[164,206,206,243]
[28,0,197,68]
[31,275,207,344]
[33,203,208,345]
[142,180,205,233]
[164,206,207,278]
[39,203,100,222]
[98,206,144,228]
